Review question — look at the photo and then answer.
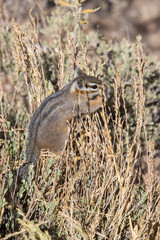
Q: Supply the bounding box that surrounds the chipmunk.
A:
[25,68,107,166]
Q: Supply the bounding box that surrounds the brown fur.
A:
[26,69,107,164]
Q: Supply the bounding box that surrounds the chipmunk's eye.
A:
[85,84,97,89]
[92,85,97,89]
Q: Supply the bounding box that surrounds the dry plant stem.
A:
[58,30,65,89]
[121,82,129,158]
[12,19,44,112]
[80,43,88,73]
[72,4,78,71]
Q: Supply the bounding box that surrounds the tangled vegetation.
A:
[0,0,160,239]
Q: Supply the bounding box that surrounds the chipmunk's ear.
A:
[74,67,86,78]
[70,78,82,92]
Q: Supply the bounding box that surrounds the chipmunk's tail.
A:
[15,139,40,181]
[18,144,40,179]
[26,136,40,163]
[4,141,40,204]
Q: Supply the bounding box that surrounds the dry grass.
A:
[0,1,160,239]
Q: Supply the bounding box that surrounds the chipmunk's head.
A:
[70,68,107,114]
